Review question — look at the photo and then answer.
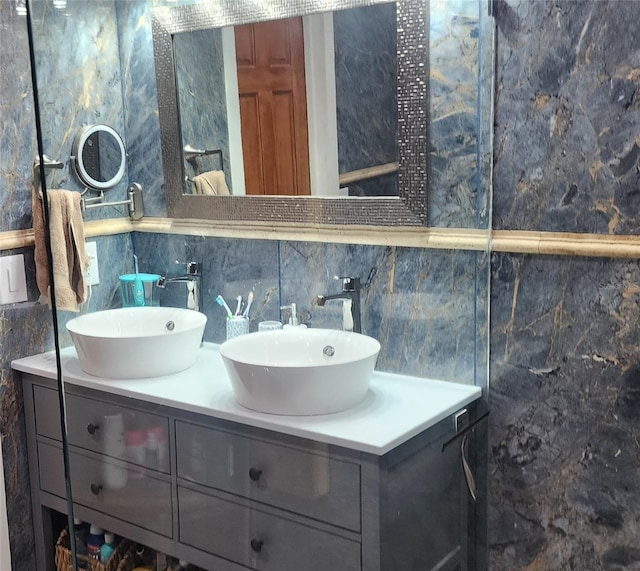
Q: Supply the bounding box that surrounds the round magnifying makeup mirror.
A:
[72,124,126,190]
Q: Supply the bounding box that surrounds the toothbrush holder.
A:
[226,316,249,340]
[119,273,161,307]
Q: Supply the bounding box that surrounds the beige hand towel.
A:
[32,187,89,312]
[192,170,230,196]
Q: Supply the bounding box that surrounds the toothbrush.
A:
[132,254,145,306]
[216,295,233,318]
[234,295,242,316]
[242,291,253,318]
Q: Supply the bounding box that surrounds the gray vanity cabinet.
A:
[21,373,479,571]
[175,420,361,530]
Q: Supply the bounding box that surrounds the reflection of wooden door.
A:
[235,18,311,196]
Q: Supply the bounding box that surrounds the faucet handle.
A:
[174,260,200,275]
[335,276,360,292]
[280,303,299,326]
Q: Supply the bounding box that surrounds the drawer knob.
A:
[249,468,262,482]
[250,539,264,553]
[90,483,103,496]
[86,423,100,435]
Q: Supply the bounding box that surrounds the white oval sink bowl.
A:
[219,328,380,415]
[66,307,207,379]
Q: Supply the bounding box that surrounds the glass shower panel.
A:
[26,0,494,570]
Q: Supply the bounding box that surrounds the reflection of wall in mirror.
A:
[174,28,232,195]
[173,4,399,199]
[335,3,398,198]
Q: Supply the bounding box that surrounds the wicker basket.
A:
[55,528,136,571]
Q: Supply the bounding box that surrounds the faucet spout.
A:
[315,292,347,306]
[157,262,202,312]
[315,276,362,333]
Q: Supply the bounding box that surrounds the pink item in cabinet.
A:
[125,429,146,476]
[146,426,168,472]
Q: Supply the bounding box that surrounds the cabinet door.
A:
[68,449,173,537]
[176,420,361,531]
[37,441,66,498]
[381,430,469,571]
[178,486,361,571]
[33,385,62,441]
[65,393,170,473]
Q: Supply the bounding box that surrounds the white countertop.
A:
[12,343,481,456]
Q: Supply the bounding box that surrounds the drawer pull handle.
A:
[86,423,100,435]
[90,483,103,496]
[250,539,264,553]
[249,468,262,482]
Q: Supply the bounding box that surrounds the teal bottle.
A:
[98,532,115,563]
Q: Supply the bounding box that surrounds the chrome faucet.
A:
[157,261,202,312]
[315,276,362,333]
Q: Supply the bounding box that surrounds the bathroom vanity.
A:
[13,345,484,571]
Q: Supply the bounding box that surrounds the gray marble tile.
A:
[493,0,640,234]
[0,5,54,569]
[117,0,166,216]
[489,253,640,569]
[29,0,132,221]
[1,300,56,571]
[132,233,280,343]
[428,0,488,228]
[279,240,482,384]
[0,2,38,232]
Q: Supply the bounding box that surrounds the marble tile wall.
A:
[116,0,166,216]
[489,1,640,568]
[131,233,281,343]
[132,234,485,385]
[1,3,50,569]
[429,0,487,228]
[29,0,131,220]
[278,241,482,383]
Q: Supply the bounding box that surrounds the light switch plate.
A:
[0,254,28,304]
[85,241,100,286]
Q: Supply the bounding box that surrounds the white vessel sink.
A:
[66,307,207,379]
[219,328,380,415]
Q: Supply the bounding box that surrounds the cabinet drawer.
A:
[69,449,173,537]
[66,393,170,473]
[176,421,361,531]
[37,441,66,498]
[33,385,62,441]
[179,487,361,571]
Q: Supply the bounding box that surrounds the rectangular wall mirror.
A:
[153,0,430,226]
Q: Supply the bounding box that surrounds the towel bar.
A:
[33,157,144,220]
[81,183,144,220]
[183,145,224,176]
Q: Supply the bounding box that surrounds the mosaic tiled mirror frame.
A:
[153,0,428,227]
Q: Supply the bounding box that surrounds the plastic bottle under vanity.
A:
[73,518,88,569]
[86,525,104,560]
[99,532,116,563]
